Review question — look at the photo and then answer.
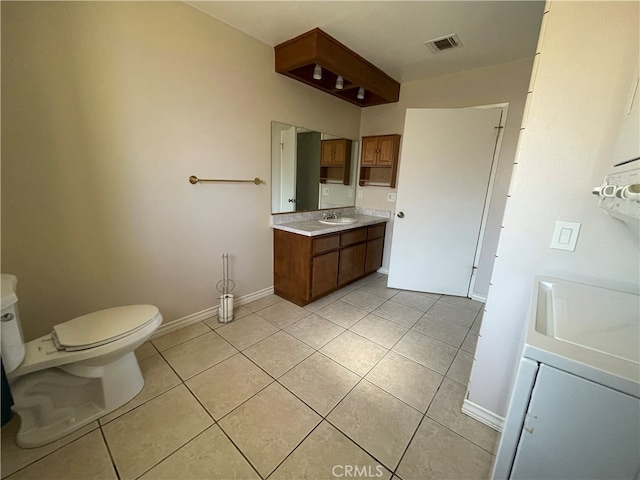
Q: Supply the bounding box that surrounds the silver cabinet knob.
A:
[397,211,405,218]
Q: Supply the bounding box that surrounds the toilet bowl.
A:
[0,274,162,448]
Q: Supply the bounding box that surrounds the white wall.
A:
[358,58,535,295]
[469,1,640,418]
[1,2,360,340]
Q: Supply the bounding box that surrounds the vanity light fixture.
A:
[313,64,322,80]
[274,28,400,107]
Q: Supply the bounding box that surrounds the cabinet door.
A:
[361,137,379,166]
[365,238,384,274]
[510,364,640,479]
[377,135,398,166]
[320,140,335,166]
[338,244,366,285]
[311,251,339,298]
[332,140,347,166]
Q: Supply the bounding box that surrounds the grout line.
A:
[98,426,121,480]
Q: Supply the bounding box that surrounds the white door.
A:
[280,126,297,212]
[388,107,502,296]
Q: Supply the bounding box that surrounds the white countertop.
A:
[524,276,640,398]
[272,214,388,237]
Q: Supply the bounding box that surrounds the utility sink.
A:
[535,278,640,364]
[319,217,358,225]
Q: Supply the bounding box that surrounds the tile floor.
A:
[1,274,499,480]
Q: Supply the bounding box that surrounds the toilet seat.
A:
[52,305,160,352]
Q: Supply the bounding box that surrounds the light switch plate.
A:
[322,187,329,196]
[388,193,397,202]
[358,190,363,199]
[550,221,581,251]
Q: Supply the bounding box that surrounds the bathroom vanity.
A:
[272,214,387,306]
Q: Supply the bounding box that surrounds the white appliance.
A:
[492,276,640,479]
[1,274,162,447]
[592,158,640,234]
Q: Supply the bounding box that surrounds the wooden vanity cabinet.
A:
[274,223,386,306]
[320,139,352,185]
[359,134,401,188]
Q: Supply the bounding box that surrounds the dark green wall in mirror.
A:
[271,121,358,214]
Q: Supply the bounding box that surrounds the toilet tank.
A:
[1,274,26,373]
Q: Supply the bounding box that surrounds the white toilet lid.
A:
[52,305,160,351]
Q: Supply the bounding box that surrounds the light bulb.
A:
[357,87,365,100]
[335,75,344,90]
[313,64,322,80]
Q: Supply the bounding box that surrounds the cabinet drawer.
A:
[367,224,385,240]
[312,234,340,255]
[340,228,367,247]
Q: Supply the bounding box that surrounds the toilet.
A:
[0,274,162,448]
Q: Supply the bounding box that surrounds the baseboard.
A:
[152,286,275,338]
[462,398,504,432]
[471,293,487,303]
[377,267,389,275]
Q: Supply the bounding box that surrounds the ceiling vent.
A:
[425,34,463,53]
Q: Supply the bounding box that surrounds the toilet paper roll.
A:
[1,311,25,374]
[218,294,234,323]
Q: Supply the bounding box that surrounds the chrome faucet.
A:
[322,212,339,220]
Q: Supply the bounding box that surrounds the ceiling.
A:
[186,1,545,84]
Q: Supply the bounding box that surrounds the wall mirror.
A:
[271,121,358,214]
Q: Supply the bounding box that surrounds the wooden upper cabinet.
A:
[361,137,379,166]
[320,139,352,184]
[321,139,351,166]
[359,134,401,187]
[377,135,399,166]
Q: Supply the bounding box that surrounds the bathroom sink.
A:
[319,217,358,225]
[535,278,640,364]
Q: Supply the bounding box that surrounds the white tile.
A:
[270,421,391,480]
[320,331,387,376]
[427,301,477,328]
[328,381,422,470]
[215,313,279,351]
[243,331,314,378]
[285,314,345,350]
[350,314,408,349]
[372,301,423,328]
[279,353,360,416]
[218,383,321,477]
[139,425,259,480]
[5,430,116,480]
[341,289,387,311]
[161,331,237,380]
[366,351,443,413]
[316,300,368,328]
[392,330,457,375]
[411,314,469,348]
[397,417,493,479]
[186,353,272,420]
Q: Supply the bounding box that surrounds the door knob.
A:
[397,211,405,218]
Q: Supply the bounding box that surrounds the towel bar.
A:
[189,175,264,185]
